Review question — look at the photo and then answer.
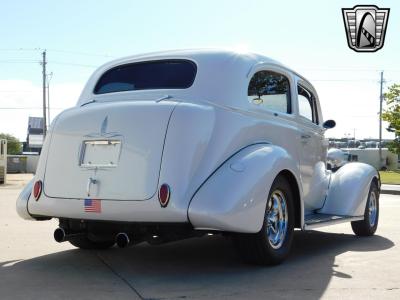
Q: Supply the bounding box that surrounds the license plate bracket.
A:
[80,140,121,168]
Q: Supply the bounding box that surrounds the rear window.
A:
[94,59,197,94]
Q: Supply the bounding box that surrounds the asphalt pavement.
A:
[0,174,399,300]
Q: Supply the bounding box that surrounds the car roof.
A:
[100,48,279,70]
[77,49,313,107]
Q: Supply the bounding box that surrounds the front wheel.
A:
[351,180,379,236]
[233,175,294,265]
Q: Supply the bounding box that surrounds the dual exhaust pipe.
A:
[115,232,131,248]
[53,227,132,248]
[53,227,85,243]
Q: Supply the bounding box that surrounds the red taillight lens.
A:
[33,180,42,201]
[158,183,170,207]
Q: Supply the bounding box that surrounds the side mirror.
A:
[323,119,336,129]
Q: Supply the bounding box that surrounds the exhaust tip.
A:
[116,233,130,248]
[54,227,66,243]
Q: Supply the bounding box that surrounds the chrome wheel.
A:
[368,191,378,227]
[351,182,379,237]
[266,190,288,249]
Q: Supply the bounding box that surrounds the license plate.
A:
[80,140,121,167]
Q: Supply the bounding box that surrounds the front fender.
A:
[320,162,379,216]
[188,143,300,233]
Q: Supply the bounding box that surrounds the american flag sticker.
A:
[84,199,101,213]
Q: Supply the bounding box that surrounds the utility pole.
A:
[379,71,384,169]
[47,72,53,126]
[41,50,47,137]
[47,80,50,125]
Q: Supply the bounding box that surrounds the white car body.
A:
[17,49,379,246]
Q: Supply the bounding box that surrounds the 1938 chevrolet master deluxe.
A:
[17,50,380,265]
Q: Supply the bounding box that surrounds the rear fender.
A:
[320,162,379,216]
[188,144,300,233]
[16,178,35,220]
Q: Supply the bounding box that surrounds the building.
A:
[328,138,391,149]
[328,138,399,170]
[23,117,44,153]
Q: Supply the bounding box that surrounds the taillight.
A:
[33,180,42,201]
[158,183,170,207]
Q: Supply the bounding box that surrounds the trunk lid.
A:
[44,101,175,200]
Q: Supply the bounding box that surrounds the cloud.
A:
[311,80,394,140]
[0,80,83,141]
[0,78,395,142]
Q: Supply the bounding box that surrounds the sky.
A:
[0,0,399,141]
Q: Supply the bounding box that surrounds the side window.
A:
[248,71,291,113]
[297,85,319,124]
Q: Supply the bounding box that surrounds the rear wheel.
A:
[69,236,115,250]
[233,175,294,265]
[351,180,379,236]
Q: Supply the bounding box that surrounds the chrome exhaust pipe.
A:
[54,227,67,242]
[115,232,131,248]
[54,227,85,243]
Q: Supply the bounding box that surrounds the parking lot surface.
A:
[1,174,399,299]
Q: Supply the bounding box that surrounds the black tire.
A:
[69,237,115,250]
[233,175,295,265]
[351,180,379,236]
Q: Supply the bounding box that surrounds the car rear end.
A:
[16,58,204,245]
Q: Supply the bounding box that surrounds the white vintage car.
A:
[17,49,380,265]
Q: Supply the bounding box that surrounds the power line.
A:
[0,59,97,68]
[0,47,113,58]
[47,48,114,58]
[0,107,67,110]
[0,91,36,93]
[0,60,39,63]
[311,79,376,82]
[50,61,97,68]
[0,48,42,52]
[298,67,400,72]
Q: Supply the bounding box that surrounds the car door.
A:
[296,81,328,213]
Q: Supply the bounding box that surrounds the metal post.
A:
[42,50,47,137]
[47,72,53,126]
[47,81,50,125]
[379,71,384,169]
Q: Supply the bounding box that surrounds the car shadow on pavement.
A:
[0,230,394,300]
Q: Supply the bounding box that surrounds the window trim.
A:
[247,70,292,114]
[297,84,319,125]
[93,59,198,95]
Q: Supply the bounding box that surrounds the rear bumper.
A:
[26,192,189,223]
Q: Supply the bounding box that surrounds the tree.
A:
[382,83,400,154]
[0,133,22,155]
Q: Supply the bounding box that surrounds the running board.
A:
[304,213,364,229]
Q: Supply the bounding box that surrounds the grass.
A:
[379,170,400,185]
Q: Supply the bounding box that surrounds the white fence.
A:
[0,139,7,183]
[7,154,40,174]
[342,148,398,170]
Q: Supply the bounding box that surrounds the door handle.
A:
[301,134,311,139]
